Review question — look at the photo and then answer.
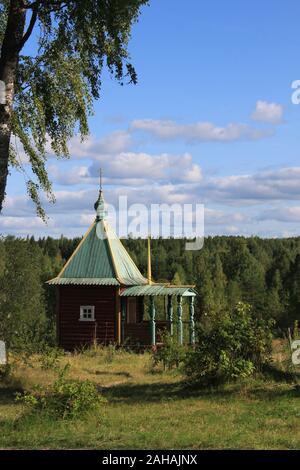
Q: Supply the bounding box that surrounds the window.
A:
[80,305,95,321]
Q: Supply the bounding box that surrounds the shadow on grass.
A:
[261,363,300,383]
[248,384,300,400]
[103,371,300,405]
[102,380,236,404]
[84,369,132,378]
[0,378,24,406]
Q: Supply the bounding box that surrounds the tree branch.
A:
[19,0,69,14]
[18,8,38,52]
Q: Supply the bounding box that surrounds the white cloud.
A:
[62,130,133,160]
[0,216,50,230]
[251,100,284,124]
[131,119,274,143]
[257,207,300,223]
[3,106,299,239]
[3,171,300,239]
[50,152,203,186]
[48,165,91,185]
[205,208,248,224]
[201,167,300,204]
[225,225,240,234]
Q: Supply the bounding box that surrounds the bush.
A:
[39,346,63,371]
[184,302,273,385]
[152,332,186,370]
[16,365,106,419]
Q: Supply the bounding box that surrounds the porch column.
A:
[150,296,156,346]
[167,295,173,336]
[121,298,126,344]
[177,295,183,345]
[116,289,121,345]
[189,296,195,345]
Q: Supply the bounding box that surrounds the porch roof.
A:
[120,284,197,297]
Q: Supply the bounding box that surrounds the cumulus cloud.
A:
[4,165,300,238]
[205,208,248,225]
[91,151,203,184]
[0,216,48,230]
[131,119,274,143]
[48,165,92,185]
[251,100,284,124]
[257,207,300,223]
[3,104,299,239]
[202,167,300,204]
[49,152,203,187]
[64,130,133,160]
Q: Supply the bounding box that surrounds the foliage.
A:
[39,346,63,371]
[152,332,186,370]
[15,364,106,419]
[184,302,274,385]
[0,0,149,215]
[0,237,48,350]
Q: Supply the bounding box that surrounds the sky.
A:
[2,0,300,239]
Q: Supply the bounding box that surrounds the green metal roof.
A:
[47,196,148,286]
[120,285,197,297]
[61,222,116,279]
[104,222,148,286]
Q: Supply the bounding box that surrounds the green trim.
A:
[177,295,183,346]
[150,297,156,346]
[47,277,119,286]
[167,295,173,336]
[121,298,127,343]
[189,296,195,345]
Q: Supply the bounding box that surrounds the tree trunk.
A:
[0,1,26,212]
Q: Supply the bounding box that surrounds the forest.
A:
[0,234,300,351]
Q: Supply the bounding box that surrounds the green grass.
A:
[0,344,299,449]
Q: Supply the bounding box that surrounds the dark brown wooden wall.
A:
[58,286,117,350]
[137,296,144,322]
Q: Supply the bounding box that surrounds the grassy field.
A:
[0,342,299,450]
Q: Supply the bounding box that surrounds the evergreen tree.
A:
[0,238,46,349]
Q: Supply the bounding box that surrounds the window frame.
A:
[79,305,95,322]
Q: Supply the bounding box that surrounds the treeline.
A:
[1,234,300,349]
[126,235,300,330]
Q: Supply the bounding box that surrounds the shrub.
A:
[184,302,273,385]
[16,364,106,419]
[39,346,63,371]
[152,332,186,370]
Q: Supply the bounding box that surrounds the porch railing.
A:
[123,320,192,346]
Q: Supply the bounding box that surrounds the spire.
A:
[99,167,103,192]
[94,168,107,221]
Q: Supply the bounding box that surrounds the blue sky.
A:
[2,0,300,238]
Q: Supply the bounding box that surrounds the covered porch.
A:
[119,285,197,347]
